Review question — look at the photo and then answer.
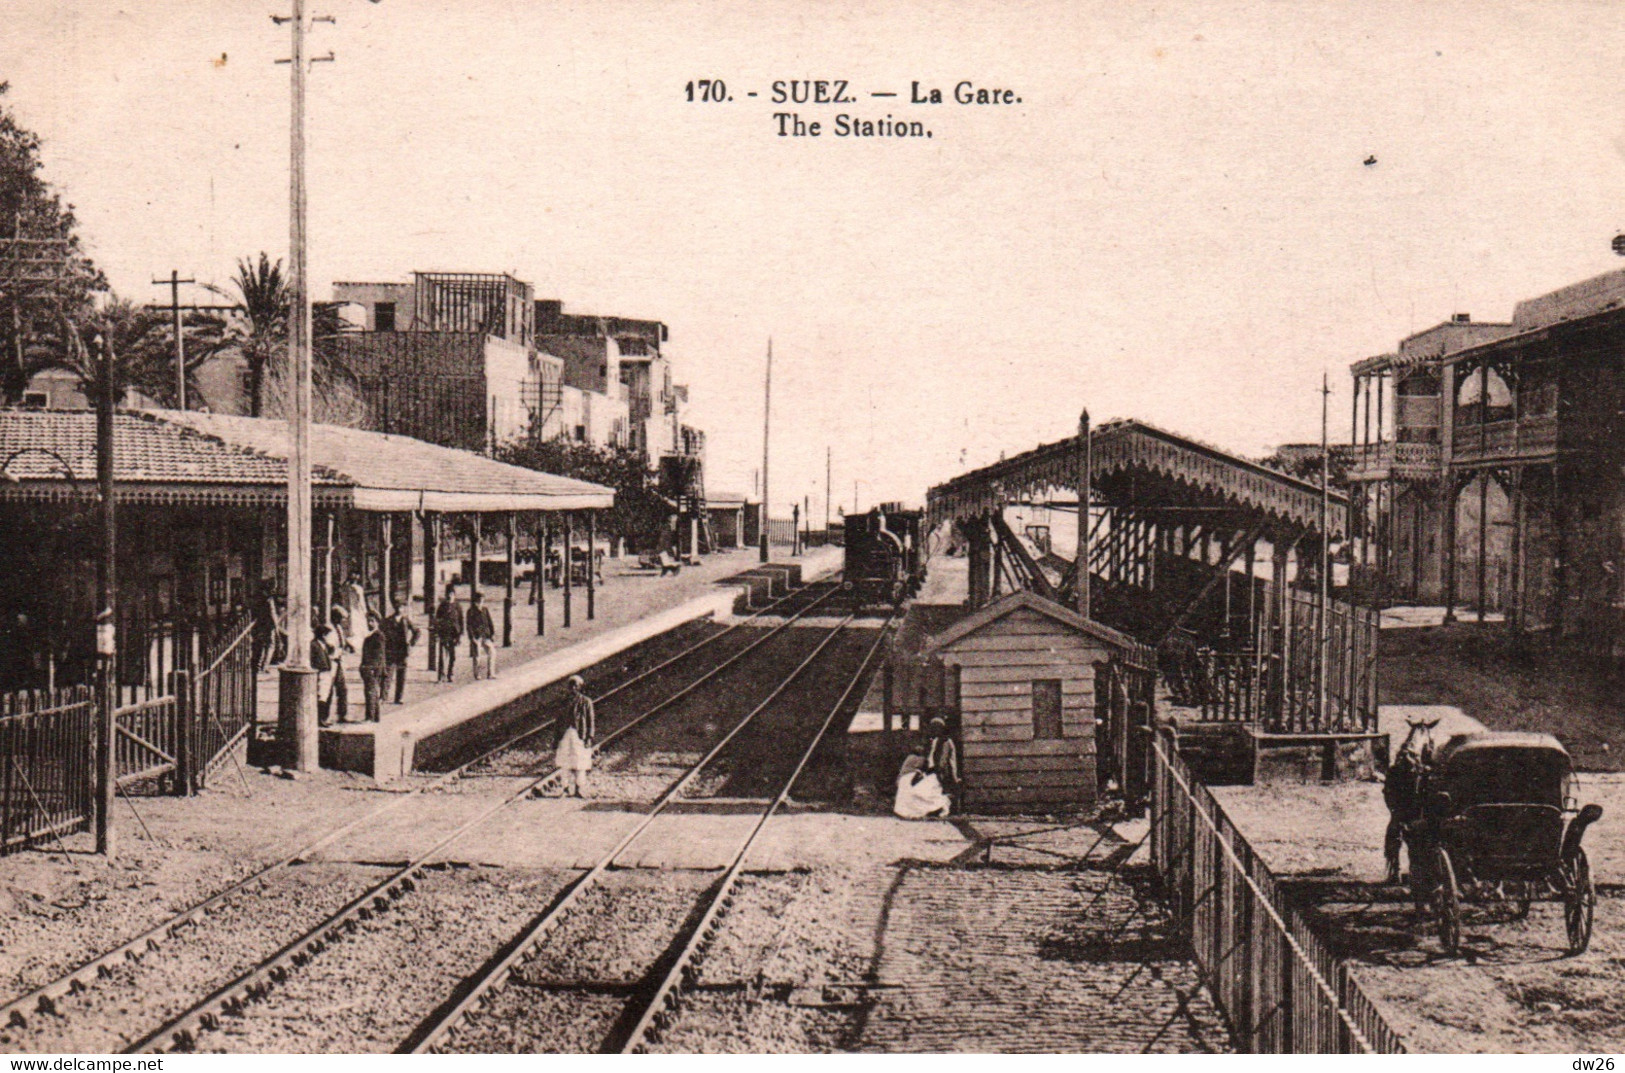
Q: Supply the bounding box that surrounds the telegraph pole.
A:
[1318,373,1331,725]
[93,332,116,856]
[1075,409,1091,619]
[275,0,328,772]
[151,271,195,409]
[825,445,831,538]
[758,338,772,564]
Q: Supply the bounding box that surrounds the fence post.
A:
[172,669,193,797]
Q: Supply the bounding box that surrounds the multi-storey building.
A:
[328,274,697,462]
[1348,267,1625,658]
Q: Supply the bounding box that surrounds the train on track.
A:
[843,505,927,605]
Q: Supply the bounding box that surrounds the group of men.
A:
[432,585,498,683]
[298,582,499,726]
[313,601,421,725]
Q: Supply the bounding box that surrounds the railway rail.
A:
[408,605,894,1054]
[0,576,837,1051]
[119,579,844,1053]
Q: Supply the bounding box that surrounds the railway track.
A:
[0,575,838,1052]
[409,605,894,1054]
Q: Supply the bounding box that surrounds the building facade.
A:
[1348,267,1625,658]
[329,274,697,468]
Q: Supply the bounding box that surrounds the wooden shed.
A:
[924,591,1149,814]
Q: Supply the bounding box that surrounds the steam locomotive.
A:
[843,505,927,605]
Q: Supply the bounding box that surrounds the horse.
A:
[1383,717,1439,885]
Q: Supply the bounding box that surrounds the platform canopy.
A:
[927,418,1345,539]
[0,408,613,512]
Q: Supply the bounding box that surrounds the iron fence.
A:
[0,687,94,856]
[1150,728,1405,1053]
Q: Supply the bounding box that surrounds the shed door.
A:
[1032,678,1063,740]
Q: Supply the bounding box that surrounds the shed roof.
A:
[927,418,1345,537]
[923,591,1152,666]
[0,408,613,512]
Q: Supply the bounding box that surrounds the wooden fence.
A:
[0,688,94,857]
[1150,729,1405,1053]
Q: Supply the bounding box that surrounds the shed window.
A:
[374,302,396,332]
[1032,679,1063,739]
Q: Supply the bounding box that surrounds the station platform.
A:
[254,546,843,781]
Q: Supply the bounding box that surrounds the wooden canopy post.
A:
[464,514,480,598]
[563,510,573,628]
[538,514,550,636]
[586,511,597,621]
[381,513,394,613]
[321,512,335,627]
[1477,472,1490,624]
[503,512,516,646]
[1442,478,1459,624]
[1076,409,1091,618]
[1510,468,1525,632]
[423,511,439,670]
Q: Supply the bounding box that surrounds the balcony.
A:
[1451,414,1557,466]
[1345,441,1441,481]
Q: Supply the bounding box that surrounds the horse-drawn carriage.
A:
[1389,725,1601,956]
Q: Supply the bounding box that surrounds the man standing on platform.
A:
[381,599,419,704]
[360,612,388,722]
[434,585,464,683]
[555,675,596,797]
[467,589,497,680]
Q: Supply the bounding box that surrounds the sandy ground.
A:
[1214,619,1625,1053]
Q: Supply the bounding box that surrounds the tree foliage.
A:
[0,81,105,400]
[212,252,358,420]
[497,438,672,550]
[20,298,230,409]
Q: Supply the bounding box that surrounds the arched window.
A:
[1455,366,1513,426]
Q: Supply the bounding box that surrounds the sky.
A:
[6,0,1625,517]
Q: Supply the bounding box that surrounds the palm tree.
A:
[225,252,287,417]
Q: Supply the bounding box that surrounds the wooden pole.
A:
[503,512,516,646]
[538,514,549,637]
[563,511,573,628]
[423,512,438,670]
[1477,473,1489,623]
[586,511,597,621]
[322,512,335,630]
[277,0,319,773]
[1076,409,1091,618]
[94,333,117,855]
[381,514,394,613]
[1318,373,1331,727]
[825,446,831,539]
[759,338,772,564]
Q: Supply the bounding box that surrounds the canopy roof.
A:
[0,409,613,512]
[928,418,1345,537]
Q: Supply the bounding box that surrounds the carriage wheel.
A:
[1565,848,1595,956]
[1435,848,1462,956]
